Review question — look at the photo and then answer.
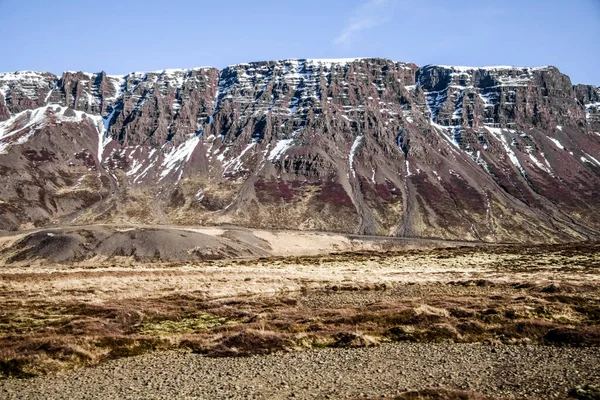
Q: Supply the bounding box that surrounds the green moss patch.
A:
[138,314,235,335]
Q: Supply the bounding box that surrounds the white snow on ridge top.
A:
[0,69,212,99]
[305,58,365,63]
[300,58,365,67]
[63,71,97,80]
[423,64,554,88]
[1,68,214,79]
[64,71,93,75]
[148,67,214,75]
[225,58,366,70]
[0,106,49,152]
[224,58,417,70]
[103,76,126,102]
[0,71,53,81]
[0,71,56,100]
[427,65,552,72]
[1,61,555,87]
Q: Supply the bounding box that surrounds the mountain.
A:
[1,58,599,242]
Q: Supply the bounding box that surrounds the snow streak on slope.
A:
[0,105,102,153]
[349,135,364,178]
[405,160,413,177]
[268,139,294,162]
[208,71,223,126]
[222,142,256,175]
[526,147,554,177]
[420,83,462,150]
[98,107,118,162]
[485,127,526,177]
[548,137,565,150]
[581,151,600,167]
[105,75,126,102]
[132,149,158,184]
[160,135,201,181]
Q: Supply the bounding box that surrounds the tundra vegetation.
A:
[1,241,598,381]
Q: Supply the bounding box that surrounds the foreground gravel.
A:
[1,343,599,399]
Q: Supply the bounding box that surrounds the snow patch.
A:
[132,149,158,184]
[0,105,103,153]
[485,127,526,178]
[430,122,460,150]
[0,71,54,101]
[96,107,119,162]
[526,148,554,176]
[585,102,600,120]
[268,139,294,161]
[548,137,565,150]
[159,135,200,181]
[125,155,144,177]
[349,135,364,178]
[222,142,256,174]
[405,160,413,177]
[474,150,491,174]
[582,151,600,167]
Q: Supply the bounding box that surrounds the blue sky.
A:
[1,0,599,84]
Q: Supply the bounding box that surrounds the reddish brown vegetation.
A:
[0,241,598,378]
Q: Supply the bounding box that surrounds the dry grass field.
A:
[1,237,598,385]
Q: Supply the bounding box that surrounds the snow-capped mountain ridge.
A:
[0,58,599,243]
[0,59,558,80]
[425,64,554,71]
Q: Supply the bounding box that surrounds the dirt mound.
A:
[0,226,271,264]
[0,224,485,265]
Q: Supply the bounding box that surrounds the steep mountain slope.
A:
[0,58,599,242]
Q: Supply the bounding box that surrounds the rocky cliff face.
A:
[0,58,599,242]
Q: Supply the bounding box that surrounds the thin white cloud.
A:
[334,0,391,47]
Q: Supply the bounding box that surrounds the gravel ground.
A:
[2,343,598,400]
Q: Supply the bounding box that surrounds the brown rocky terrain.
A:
[2,344,599,400]
[1,59,599,242]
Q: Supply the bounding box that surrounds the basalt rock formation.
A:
[1,58,599,242]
